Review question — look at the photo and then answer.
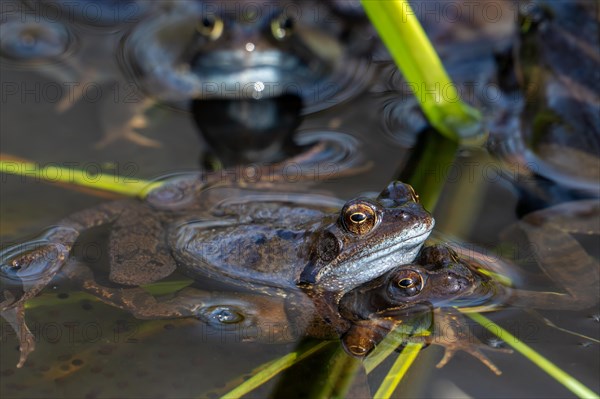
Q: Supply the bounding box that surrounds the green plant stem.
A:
[466,312,600,399]
[218,341,332,399]
[0,160,159,197]
[361,0,483,142]
[373,342,423,399]
[313,347,362,399]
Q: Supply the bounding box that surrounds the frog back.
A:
[169,202,331,295]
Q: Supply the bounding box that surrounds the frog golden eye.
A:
[197,15,223,40]
[390,270,424,297]
[271,15,294,40]
[398,277,417,288]
[341,202,378,235]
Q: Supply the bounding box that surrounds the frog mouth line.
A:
[355,228,434,264]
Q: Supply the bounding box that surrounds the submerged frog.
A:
[339,199,600,374]
[0,179,433,367]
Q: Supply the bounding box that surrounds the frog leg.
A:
[0,201,130,367]
[67,260,308,345]
[426,309,512,375]
[107,204,177,286]
[50,200,133,241]
[63,260,293,339]
[1,239,74,367]
[94,98,160,148]
[61,260,199,318]
[1,301,35,368]
[55,78,88,112]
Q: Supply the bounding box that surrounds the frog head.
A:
[122,1,374,112]
[300,182,434,293]
[337,245,497,325]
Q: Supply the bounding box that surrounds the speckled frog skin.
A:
[1,178,433,367]
[1,189,597,374]
[337,199,600,374]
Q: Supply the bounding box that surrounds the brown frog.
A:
[338,199,600,374]
[0,179,434,367]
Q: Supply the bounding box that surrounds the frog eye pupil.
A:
[350,212,366,223]
[201,17,215,28]
[279,17,294,30]
[398,278,415,288]
[197,15,223,40]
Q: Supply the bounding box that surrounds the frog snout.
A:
[433,271,473,296]
[396,202,434,231]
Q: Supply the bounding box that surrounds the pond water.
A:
[1,1,598,398]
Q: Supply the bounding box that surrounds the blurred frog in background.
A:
[121,0,376,166]
[2,1,377,166]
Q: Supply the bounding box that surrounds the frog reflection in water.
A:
[490,0,600,192]
[126,0,374,109]
[0,180,433,367]
[2,1,374,149]
[123,0,375,165]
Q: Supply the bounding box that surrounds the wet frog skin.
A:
[338,199,600,374]
[338,244,511,374]
[3,196,595,373]
[172,180,433,293]
[0,179,433,367]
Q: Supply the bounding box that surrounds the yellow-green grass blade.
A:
[0,160,160,197]
[312,347,362,399]
[466,311,600,399]
[365,315,431,397]
[373,342,423,399]
[361,0,483,143]
[218,341,332,399]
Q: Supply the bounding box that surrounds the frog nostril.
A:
[399,211,410,221]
